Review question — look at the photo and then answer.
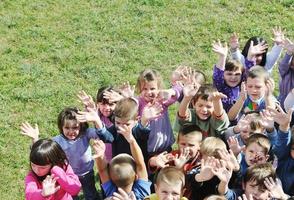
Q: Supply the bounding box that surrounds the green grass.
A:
[0,0,293,199]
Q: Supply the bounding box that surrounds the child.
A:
[230,27,285,73]
[178,83,230,138]
[144,166,188,200]
[21,107,114,200]
[278,39,294,108]
[228,66,277,121]
[219,163,277,200]
[270,105,294,196]
[93,117,152,200]
[212,40,244,113]
[25,139,81,199]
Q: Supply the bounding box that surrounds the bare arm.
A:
[93,140,110,184]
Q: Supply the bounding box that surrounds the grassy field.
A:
[0,0,293,199]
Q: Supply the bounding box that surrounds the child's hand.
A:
[92,139,106,159]
[227,136,243,156]
[212,159,233,183]
[117,124,134,143]
[103,90,124,103]
[217,149,240,171]
[41,175,60,197]
[265,78,275,97]
[20,122,39,143]
[174,147,191,169]
[259,109,274,130]
[171,65,187,85]
[264,177,288,200]
[238,194,254,200]
[283,38,294,55]
[272,26,285,46]
[77,90,96,109]
[208,91,227,102]
[150,151,174,168]
[196,157,216,182]
[112,188,136,200]
[76,107,100,123]
[119,82,135,98]
[229,32,240,51]
[183,81,200,98]
[234,115,250,133]
[268,104,293,131]
[141,102,163,124]
[247,41,268,61]
[240,82,247,101]
[212,40,228,57]
[156,89,173,103]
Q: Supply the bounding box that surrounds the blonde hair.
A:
[114,98,138,120]
[246,133,271,154]
[109,154,136,187]
[136,69,163,93]
[200,137,226,158]
[156,166,185,189]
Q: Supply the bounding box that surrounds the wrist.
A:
[279,125,290,132]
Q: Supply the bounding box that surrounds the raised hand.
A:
[92,139,106,159]
[240,82,247,101]
[196,157,217,182]
[230,32,240,51]
[247,41,268,61]
[174,147,191,169]
[238,194,253,200]
[117,124,134,143]
[212,40,228,57]
[103,90,124,103]
[150,151,174,168]
[119,82,135,98]
[217,149,240,171]
[77,90,96,109]
[112,188,136,200]
[171,65,188,85]
[183,81,200,98]
[264,177,288,200]
[20,122,39,143]
[234,115,250,133]
[141,102,163,126]
[41,175,60,197]
[265,78,275,97]
[272,26,285,45]
[76,107,100,123]
[227,136,243,156]
[259,109,274,130]
[208,91,227,101]
[268,104,293,131]
[212,159,233,183]
[283,38,294,55]
[156,89,173,103]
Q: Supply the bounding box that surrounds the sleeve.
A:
[88,126,114,143]
[265,44,283,73]
[284,91,294,111]
[50,165,81,196]
[224,126,237,141]
[101,180,116,198]
[132,122,150,140]
[272,129,291,160]
[213,65,225,91]
[163,84,183,107]
[25,172,50,200]
[224,188,238,200]
[278,54,292,77]
[178,109,194,124]
[211,113,230,136]
[244,58,255,71]
[266,128,278,147]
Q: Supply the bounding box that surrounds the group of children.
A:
[21,27,294,200]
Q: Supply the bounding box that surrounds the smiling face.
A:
[193,98,214,120]
[62,119,80,140]
[244,142,268,166]
[98,102,116,117]
[246,77,266,101]
[224,69,242,88]
[155,181,183,200]
[31,162,52,177]
[178,133,201,158]
[243,180,270,200]
[140,80,159,103]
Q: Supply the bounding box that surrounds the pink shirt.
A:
[25,165,81,200]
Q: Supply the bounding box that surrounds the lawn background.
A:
[0,0,293,199]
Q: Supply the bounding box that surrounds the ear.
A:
[265,154,270,161]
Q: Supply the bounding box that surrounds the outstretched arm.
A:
[93,139,110,184]
[20,122,40,144]
[228,82,246,120]
[212,40,228,70]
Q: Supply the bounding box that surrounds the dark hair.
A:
[179,124,203,136]
[57,107,88,138]
[191,84,217,105]
[30,139,68,179]
[96,85,114,104]
[242,37,268,66]
[225,59,244,72]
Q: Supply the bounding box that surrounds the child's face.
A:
[224,69,242,88]
[98,102,116,117]
[244,180,270,200]
[140,80,159,103]
[244,142,268,166]
[246,77,266,101]
[240,127,264,144]
[31,162,52,177]
[255,54,264,65]
[115,117,137,131]
[155,181,182,200]
[62,119,80,140]
[178,134,201,158]
[193,98,214,120]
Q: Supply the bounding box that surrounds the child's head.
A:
[96,86,116,118]
[109,153,137,189]
[136,69,163,103]
[243,163,276,200]
[178,124,203,158]
[204,195,226,200]
[191,84,217,120]
[200,137,227,160]
[57,107,88,140]
[224,60,243,88]
[30,139,68,179]
[155,166,185,200]
[240,112,264,143]
[244,133,270,166]
[114,97,138,130]
[246,66,270,101]
[242,37,268,66]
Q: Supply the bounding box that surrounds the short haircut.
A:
[225,59,244,72]
[244,163,276,190]
[156,166,185,189]
[246,66,270,83]
[114,98,138,120]
[242,37,268,67]
[246,133,271,154]
[200,137,226,158]
[96,85,115,104]
[178,124,203,141]
[204,195,226,200]
[136,69,163,93]
[191,84,217,105]
[109,153,136,188]
[57,107,88,137]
